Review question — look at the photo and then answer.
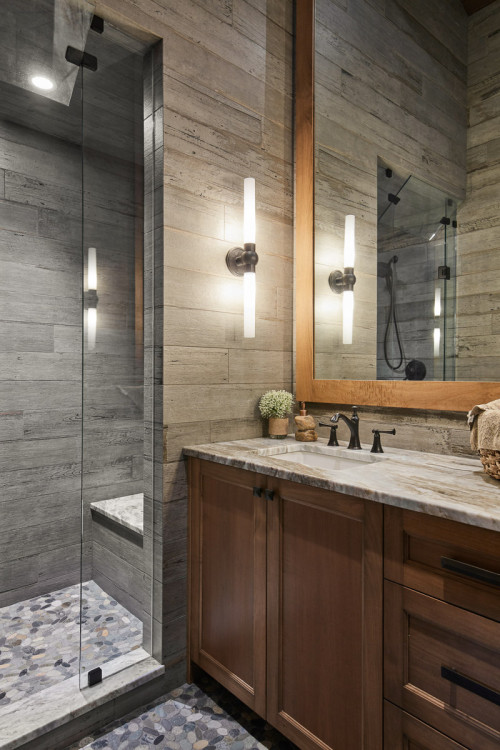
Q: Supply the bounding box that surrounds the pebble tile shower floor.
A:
[68,678,297,750]
[0,580,142,708]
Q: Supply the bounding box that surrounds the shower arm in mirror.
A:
[294,0,499,412]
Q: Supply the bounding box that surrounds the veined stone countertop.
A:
[183,437,500,531]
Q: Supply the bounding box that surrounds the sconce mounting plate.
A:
[226,244,259,276]
[329,268,356,294]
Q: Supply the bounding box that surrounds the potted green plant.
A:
[259,390,294,439]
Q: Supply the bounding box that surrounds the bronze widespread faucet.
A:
[330,406,361,450]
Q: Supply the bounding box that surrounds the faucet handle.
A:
[371,428,396,454]
[319,422,339,446]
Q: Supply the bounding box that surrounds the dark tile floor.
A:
[69,673,297,749]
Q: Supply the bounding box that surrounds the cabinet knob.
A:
[253,487,263,498]
[264,489,275,501]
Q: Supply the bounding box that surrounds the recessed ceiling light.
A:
[31,76,54,91]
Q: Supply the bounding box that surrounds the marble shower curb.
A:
[0,649,164,750]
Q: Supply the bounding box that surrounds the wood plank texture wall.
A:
[0,122,84,606]
[98,0,294,681]
[0,41,146,606]
[457,0,500,380]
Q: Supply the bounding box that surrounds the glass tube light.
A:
[344,214,355,268]
[88,247,97,291]
[243,177,256,244]
[87,247,97,350]
[243,178,256,338]
[88,308,97,350]
[225,178,259,339]
[343,215,355,344]
[243,271,256,338]
[434,286,441,317]
[343,290,354,345]
[434,327,441,357]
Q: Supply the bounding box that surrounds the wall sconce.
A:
[226,178,258,338]
[329,214,356,345]
[85,246,98,350]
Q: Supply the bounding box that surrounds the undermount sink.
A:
[255,444,385,474]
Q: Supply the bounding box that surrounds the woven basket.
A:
[479,449,500,480]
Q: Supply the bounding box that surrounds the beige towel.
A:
[468,398,500,451]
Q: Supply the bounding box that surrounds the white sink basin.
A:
[255,444,384,474]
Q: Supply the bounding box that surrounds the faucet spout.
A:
[330,407,361,450]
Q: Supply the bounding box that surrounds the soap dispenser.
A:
[294,402,318,442]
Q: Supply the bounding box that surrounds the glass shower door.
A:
[78,20,150,688]
[0,0,91,720]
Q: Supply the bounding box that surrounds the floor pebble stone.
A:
[0,580,142,709]
[67,677,298,750]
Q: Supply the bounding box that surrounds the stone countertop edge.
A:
[183,437,500,532]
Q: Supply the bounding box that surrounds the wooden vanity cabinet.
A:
[188,458,384,750]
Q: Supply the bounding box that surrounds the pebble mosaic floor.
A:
[69,677,297,750]
[0,580,142,708]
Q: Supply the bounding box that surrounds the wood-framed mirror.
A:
[295,0,499,411]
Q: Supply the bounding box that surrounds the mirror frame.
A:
[295,0,499,411]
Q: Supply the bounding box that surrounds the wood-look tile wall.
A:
[0,42,146,606]
[0,122,84,606]
[456,1,500,380]
[98,0,294,679]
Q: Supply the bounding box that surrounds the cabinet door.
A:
[188,458,267,716]
[384,702,467,750]
[266,478,383,750]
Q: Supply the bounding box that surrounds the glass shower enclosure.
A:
[0,0,158,730]
[377,163,458,381]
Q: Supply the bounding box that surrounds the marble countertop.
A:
[90,494,143,535]
[183,437,500,531]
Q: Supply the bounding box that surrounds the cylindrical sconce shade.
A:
[343,215,355,268]
[88,307,97,350]
[433,327,440,357]
[343,290,354,345]
[434,287,441,317]
[88,247,97,290]
[243,177,256,244]
[243,271,256,338]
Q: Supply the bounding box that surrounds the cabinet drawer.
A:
[384,702,467,750]
[385,582,500,750]
[384,507,500,620]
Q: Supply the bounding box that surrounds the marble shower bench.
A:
[90,494,146,623]
[91,494,144,536]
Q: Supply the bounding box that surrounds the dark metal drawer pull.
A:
[264,489,274,501]
[253,487,263,498]
[440,556,500,587]
[441,666,500,706]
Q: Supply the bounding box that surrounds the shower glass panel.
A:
[79,23,150,687]
[377,165,458,381]
[0,0,154,720]
[0,0,87,715]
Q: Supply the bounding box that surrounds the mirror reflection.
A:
[313,0,499,383]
